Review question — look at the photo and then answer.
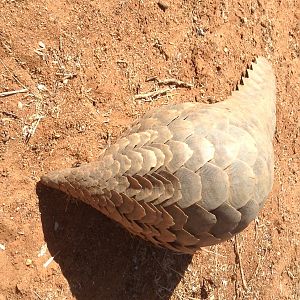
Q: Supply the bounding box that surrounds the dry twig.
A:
[1,111,18,119]
[135,76,193,101]
[134,87,172,101]
[0,88,28,97]
[146,77,193,88]
[158,78,193,88]
[55,72,77,80]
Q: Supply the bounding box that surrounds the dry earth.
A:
[0,0,299,299]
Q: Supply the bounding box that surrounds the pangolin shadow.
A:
[37,182,192,300]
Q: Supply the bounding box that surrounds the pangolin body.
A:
[41,57,276,254]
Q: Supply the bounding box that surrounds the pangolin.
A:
[41,57,276,254]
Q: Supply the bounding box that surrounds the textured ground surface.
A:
[0,0,299,299]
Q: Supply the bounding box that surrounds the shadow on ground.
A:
[37,183,192,300]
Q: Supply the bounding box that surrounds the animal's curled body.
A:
[41,57,276,254]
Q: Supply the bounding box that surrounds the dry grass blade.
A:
[43,250,61,268]
[201,247,226,258]
[33,291,43,300]
[234,235,249,292]
[23,115,44,143]
[0,58,28,89]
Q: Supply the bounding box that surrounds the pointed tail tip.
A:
[40,167,77,191]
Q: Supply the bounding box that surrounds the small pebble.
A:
[17,101,23,109]
[25,258,32,266]
[157,1,169,11]
[2,135,9,143]
[38,244,48,257]
[241,17,248,24]
[37,83,47,91]
[196,27,206,36]
[38,41,45,49]
[187,264,193,271]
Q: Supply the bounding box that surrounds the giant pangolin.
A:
[41,57,276,254]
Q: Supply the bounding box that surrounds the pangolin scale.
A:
[41,57,276,254]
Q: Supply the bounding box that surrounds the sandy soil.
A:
[0,0,299,299]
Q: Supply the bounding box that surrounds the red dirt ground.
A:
[0,0,299,299]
